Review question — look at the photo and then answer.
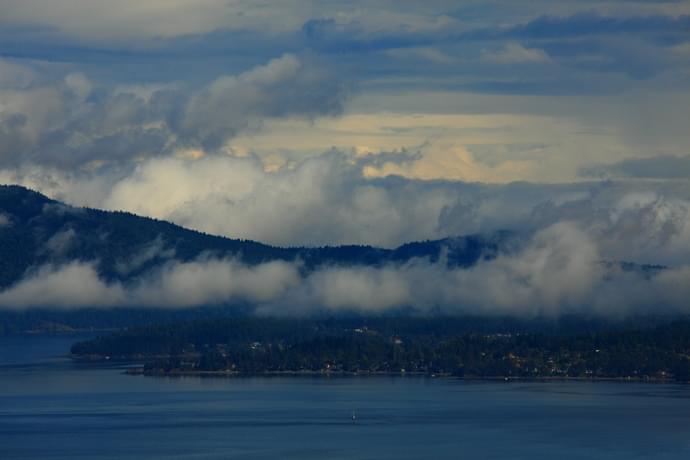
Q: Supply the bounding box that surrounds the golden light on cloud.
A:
[261,153,288,172]
[174,148,206,160]
[362,144,536,183]
[230,112,540,154]
[228,111,592,183]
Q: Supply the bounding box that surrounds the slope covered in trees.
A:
[0,185,505,290]
[71,316,690,381]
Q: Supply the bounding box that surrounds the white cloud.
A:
[0,257,300,310]
[2,223,690,316]
[114,236,175,276]
[129,258,300,308]
[100,152,451,247]
[481,43,550,64]
[3,150,690,262]
[0,263,126,309]
[274,222,602,315]
[43,228,76,256]
[531,190,690,266]
[0,58,37,89]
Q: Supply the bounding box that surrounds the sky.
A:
[1,0,690,313]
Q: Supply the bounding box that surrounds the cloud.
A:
[2,222,690,317]
[1,5,689,184]
[273,222,605,316]
[178,54,347,150]
[385,47,455,64]
[0,262,126,309]
[530,190,690,266]
[0,58,37,89]
[129,258,300,308]
[481,43,550,64]
[361,144,536,183]
[581,155,690,179]
[3,149,690,265]
[99,153,690,265]
[102,152,426,247]
[450,11,690,81]
[0,0,308,42]
[0,54,347,168]
[90,151,542,248]
[301,13,457,53]
[114,235,176,276]
[43,228,76,256]
[0,1,688,318]
[507,12,690,42]
[0,256,300,310]
[0,257,300,310]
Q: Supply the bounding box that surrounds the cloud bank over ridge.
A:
[1,222,689,316]
[1,1,690,315]
[4,151,690,264]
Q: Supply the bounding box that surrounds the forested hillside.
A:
[71,316,690,381]
[0,184,506,289]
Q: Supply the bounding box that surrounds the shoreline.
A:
[121,365,684,384]
[71,352,689,384]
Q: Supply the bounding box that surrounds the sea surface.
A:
[2,334,690,459]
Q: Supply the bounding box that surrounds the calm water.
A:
[2,335,690,459]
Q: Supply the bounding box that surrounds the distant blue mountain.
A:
[0,185,509,289]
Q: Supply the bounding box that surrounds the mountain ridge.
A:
[0,184,506,289]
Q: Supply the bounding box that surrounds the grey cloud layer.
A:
[2,222,689,316]
[581,156,690,180]
[0,55,347,168]
[2,3,688,95]
[2,3,689,174]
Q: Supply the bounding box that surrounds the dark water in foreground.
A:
[2,335,690,459]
